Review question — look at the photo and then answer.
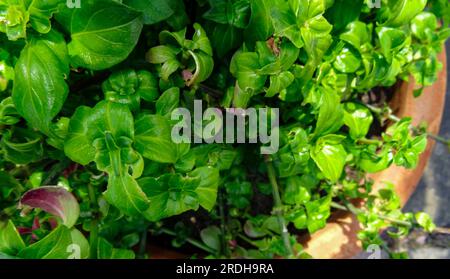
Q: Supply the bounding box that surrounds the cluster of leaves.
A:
[0,0,448,259]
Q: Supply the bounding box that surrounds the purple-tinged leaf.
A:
[19,186,80,228]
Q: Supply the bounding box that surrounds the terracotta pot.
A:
[301,49,448,259]
[148,50,448,259]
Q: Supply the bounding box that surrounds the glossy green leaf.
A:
[411,12,438,42]
[415,212,436,233]
[102,69,159,112]
[122,0,174,25]
[12,30,69,134]
[140,173,200,221]
[203,0,250,28]
[0,0,28,40]
[313,87,344,137]
[18,226,89,259]
[200,226,221,252]
[134,114,189,164]
[0,220,25,256]
[311,135,347,182]
[379,0,427,27]
[1,128,43,164]
[305,195,331,233]
[156,87,180,116]
[244,0,273,42]
[97,237,135,259]
[27,0,60,34]
[343,102,373,140]
[188,166,220,211]
[359,146,394,173]
[56,0,143,70]
[104,171,149,216]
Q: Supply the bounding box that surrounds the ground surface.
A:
[402,41,450,259]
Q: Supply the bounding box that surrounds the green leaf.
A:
[104,172,149,216]
[282,176,311,205]
[324,0,363,32]
[165,0,189,30]
[147,23,213,84]
[20,186,80,228]
[415,212,436,233]
[12,30,69,134]
[187,49,214,86]
[271,0,303,48]
[231,52,266,93]
[313,87,344,137]
[0,127,43,164]
[188,166,220,211]
[265,71,294,97]
[244,0,273,42]
[203,0,250,28]
[290,208,308,230]
[56,0,143,70]
[102,69,159,112]
[18,226,89,259]
[333,44,361,73]
[156,87,180,117]
[311,135,347,182]
[339,21,372,51]
[64,101,136,167]
[343,102,373,140]
[134,114,190,164]
[27,0,60,34]
[200,226,221,252]
[140,173,200,221]
[122,0,174,25]
[359,146,394,173]
[305,195,331,233]
[206,23,243,58]
[411,12,438,42]
[0,0,29,41]
[225,181,253,209]
[379,0,427,27]
[0,220,25,256]
[97,238,135,259]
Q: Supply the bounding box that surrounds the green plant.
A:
[0,0,449,259]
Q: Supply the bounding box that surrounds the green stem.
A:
[264,155,294,257]
[237,233,259,248]
[426,133,450,146]
[42,159,70,185]
[88,183,99,259]
[366,104,450,147]
[357,138,382,146]
[218,189,230,257]
[330,201,412,227]
[159,228,216,255]
[138,228,148,259]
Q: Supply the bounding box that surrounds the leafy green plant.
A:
[0,0,449,259]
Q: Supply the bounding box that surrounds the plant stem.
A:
[330,201,412,227]
[88,183,99,259]
[218,189,230,257]
[42,159,70,185]
[264,155,294,257]
[159,228,217,255]
[138,228,148,259]
[366,104,450,147]
[357,138,382,146]
[237,233,259,247]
